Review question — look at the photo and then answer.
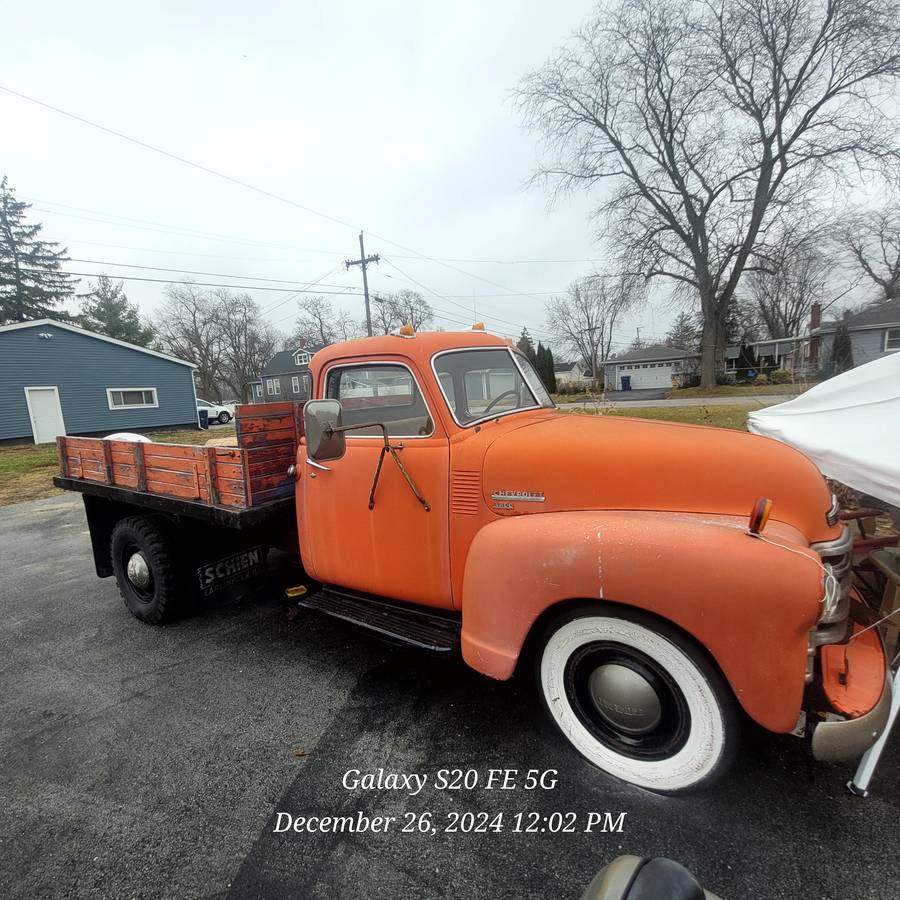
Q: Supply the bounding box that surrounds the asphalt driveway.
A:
[1,494,898,899]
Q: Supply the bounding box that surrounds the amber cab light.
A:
[748,497,773,535]
[472,322,485,330]
[398,323,415,337]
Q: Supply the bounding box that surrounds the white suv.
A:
[196,398,235,425]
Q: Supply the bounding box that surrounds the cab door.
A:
[297,359,452,609]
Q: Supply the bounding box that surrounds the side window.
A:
[325,364,434,437]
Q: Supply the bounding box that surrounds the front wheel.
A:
[536,606,739,794]
[217,411,231,424]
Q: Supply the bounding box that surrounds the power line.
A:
[68,257,356,290]
[379,256,556,340]
[2,88,572,310]
[33,197,603,266]
[20,267,362,295]
[1,85,360,232]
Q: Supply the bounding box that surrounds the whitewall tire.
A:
[537,606,738,794]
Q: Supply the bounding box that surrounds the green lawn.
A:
[0,426,235,507]
[569,404,751,431]
[666,382,815,399]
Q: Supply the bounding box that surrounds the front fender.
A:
[461,510,824,733]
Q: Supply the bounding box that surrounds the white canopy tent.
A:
[747,352,900,508]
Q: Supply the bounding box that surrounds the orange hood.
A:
[480,412,837,543]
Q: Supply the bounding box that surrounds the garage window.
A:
[107,388,158,409]
[886,328,900,351]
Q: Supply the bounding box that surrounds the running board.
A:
[296,587,461,652]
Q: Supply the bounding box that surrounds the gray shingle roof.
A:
[817,298,900,333]
[260,345,323,376]
[607,344,699,364]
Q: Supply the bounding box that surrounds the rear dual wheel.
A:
[537,606,738,793]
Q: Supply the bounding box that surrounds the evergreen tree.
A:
[516,327,537,362]
[78,274,154,346]
[542,343,557,393]
[0,176,75,324]
[535,342,557,394]
[831,322,854,375]
[665,312,699,351]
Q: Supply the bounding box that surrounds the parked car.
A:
[55,328,891,794]
[196,398,235,425]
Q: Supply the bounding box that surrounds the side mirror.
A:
[303,399,346,462]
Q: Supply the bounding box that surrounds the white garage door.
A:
[620,363,675,389]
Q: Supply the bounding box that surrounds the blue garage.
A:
[0,319,199,443]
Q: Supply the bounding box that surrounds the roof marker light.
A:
[397,323,415,337]
[472,322,485,331]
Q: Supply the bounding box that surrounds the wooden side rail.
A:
[58,436,250,509]
[56,402,303,511]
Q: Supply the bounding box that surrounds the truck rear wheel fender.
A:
[460,511,824,733]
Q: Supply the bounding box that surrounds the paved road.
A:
[560,393,799,410]
[2,495,898,899]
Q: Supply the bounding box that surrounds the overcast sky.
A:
[4,1,697,352]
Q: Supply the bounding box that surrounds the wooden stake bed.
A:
[54,401,302,518]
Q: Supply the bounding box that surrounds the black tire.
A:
[217,411,231,424]
[535,604,740,794]
[110,515,184,624]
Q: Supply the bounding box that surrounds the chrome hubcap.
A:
[126,552,151,590]
[588,664,662,736]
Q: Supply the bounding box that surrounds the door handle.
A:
[306,458,332,472]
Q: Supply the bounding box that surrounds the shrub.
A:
[769,369,792,384]
[754,373,770,386]
[716,373,736,386]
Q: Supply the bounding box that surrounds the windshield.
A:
[433,348,555,426]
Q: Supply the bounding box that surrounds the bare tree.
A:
[746,228,834,338]
[545,274,640,383]
[517,0,900,386]
[214,290,282,400]
[837,204,900,302]
[370,294,402,334]
[292,295,339,347]
[154,282,226,399]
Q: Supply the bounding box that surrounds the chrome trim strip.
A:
[321,360,436,440]
[430,346,555,429]
[811,525,853,559]
[826,493,841,527]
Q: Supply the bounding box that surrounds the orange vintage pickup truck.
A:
[55,328,892,793]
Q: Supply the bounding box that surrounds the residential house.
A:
[807,298,900,373]
[553,360,591,388]
[724,338,804,376]
[253,345,322,404]
[0,319,198,444]
[604,345,700,390]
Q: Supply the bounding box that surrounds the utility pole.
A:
[345,231,380,337]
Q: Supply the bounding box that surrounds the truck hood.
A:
[480,412,837,543]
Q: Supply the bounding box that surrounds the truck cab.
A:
[296,328,892,792]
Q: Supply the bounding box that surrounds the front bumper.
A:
[811,637,893,762]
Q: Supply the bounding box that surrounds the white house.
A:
[604,345,700,390]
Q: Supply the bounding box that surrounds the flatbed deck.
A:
[54,400,302,525]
